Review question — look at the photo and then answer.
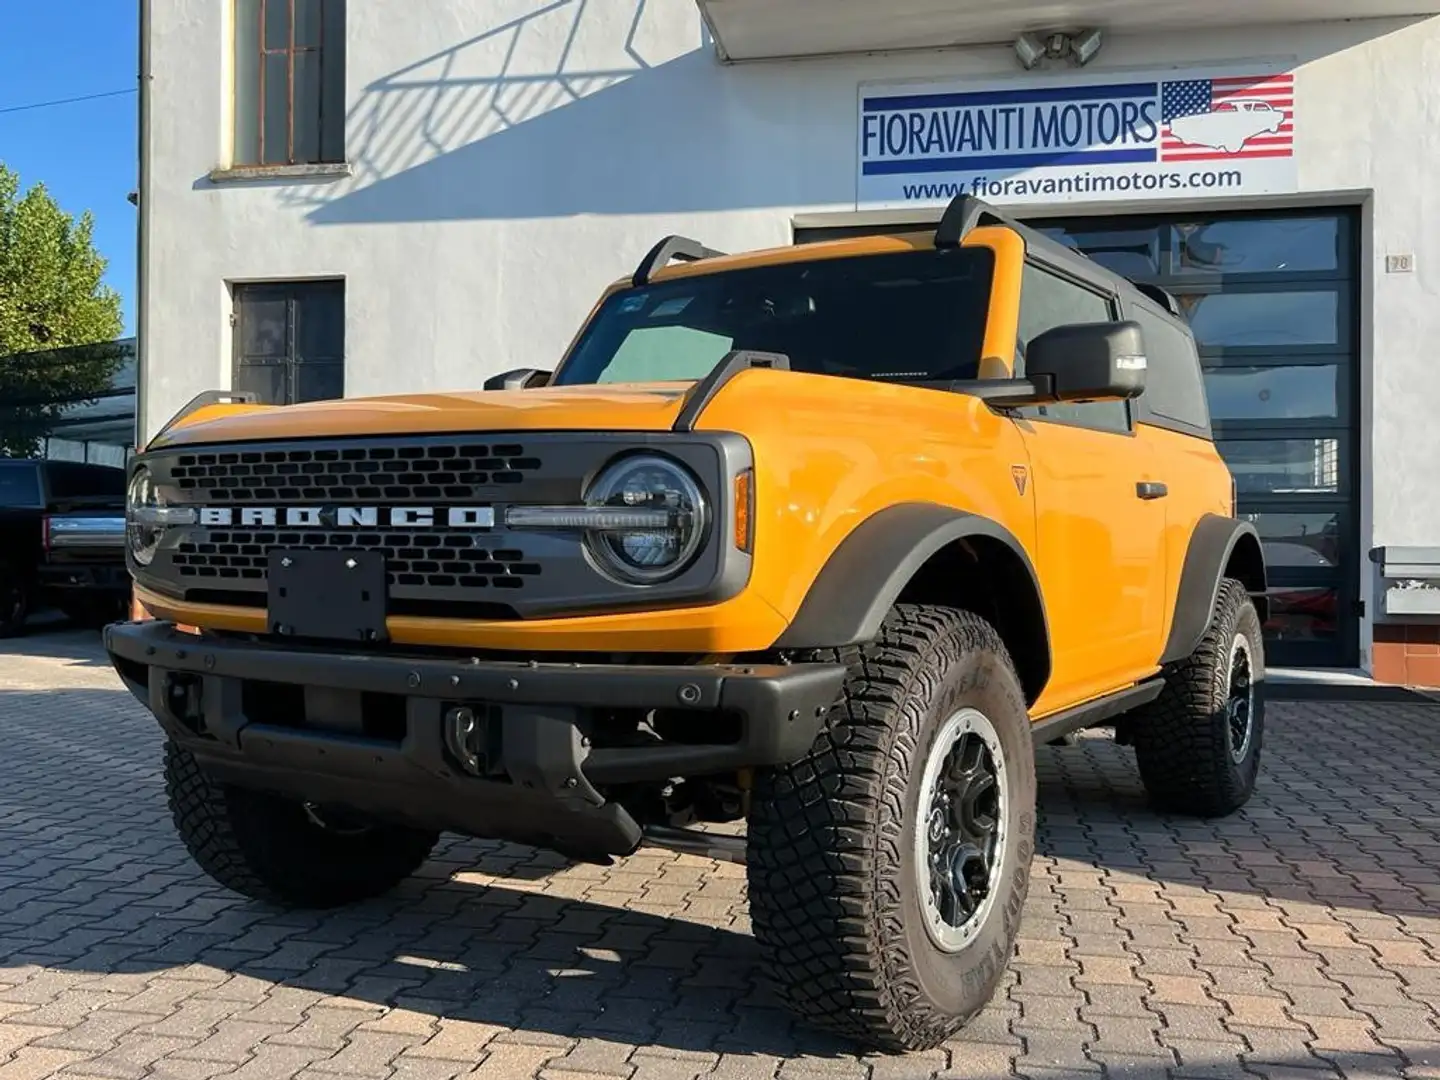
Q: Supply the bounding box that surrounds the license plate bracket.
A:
[267,549,388,643]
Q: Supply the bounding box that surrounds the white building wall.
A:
[145,2,1440,663]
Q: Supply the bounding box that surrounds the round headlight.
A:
[126,466,161,567]
[584,455,707,583]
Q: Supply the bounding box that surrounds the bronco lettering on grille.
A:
[196,506,496,528]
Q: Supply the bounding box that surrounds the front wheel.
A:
[748,605,1037,1051]
[165,743,439,908]
[1132,577,1265,817]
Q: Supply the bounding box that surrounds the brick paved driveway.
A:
[2,631,1439,1080]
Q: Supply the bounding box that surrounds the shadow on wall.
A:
[274,6,1440,229]
[283,0,851,224]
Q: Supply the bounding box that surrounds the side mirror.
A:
[483,368,551,391]
[1025,321,1147,403]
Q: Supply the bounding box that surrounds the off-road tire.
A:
[165,742,439,908]
[0,564,30,639]
[1131,577,1265,817]
[748,605,1037,1052]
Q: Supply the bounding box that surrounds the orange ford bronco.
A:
[107,195,1267,1051]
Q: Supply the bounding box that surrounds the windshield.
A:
[556,247,995,387]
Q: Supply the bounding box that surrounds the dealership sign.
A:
[857,63,1297,209]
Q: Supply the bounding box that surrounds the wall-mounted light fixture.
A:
[1012,28,1104,69]
[1014,32,1045,70]
[1071,28,1104,66]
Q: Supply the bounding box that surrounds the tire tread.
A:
[1132,577,1263,817]
[165,742,437,908]
[748,604,1029,1051]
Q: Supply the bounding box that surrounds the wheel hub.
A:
[1226,633,1255,763]
[915,707,1008,953]
[927,807,946,844]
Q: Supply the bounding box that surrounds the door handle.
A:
[1136,482,1168,500]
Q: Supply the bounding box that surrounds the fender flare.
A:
[1160,514,1268,665]
[774,503,1051,696]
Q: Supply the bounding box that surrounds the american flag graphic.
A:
[1160,73,1294,161]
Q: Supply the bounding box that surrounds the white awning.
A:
[696,0,1440,61]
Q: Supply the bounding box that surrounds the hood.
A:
[149,382,695,449]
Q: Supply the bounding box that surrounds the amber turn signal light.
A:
[734,469,754,553]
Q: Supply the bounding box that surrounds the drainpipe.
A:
[128,0,154,622]
[135,0,152,451]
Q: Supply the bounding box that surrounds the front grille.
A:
[156,435,559,611]
[173,531,541,591]
[140,431,742,622]
[171,442,542,504]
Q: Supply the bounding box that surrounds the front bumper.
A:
[104,620,845,861]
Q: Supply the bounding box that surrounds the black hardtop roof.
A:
[933,195,1187,325]
[633,195,1190,334]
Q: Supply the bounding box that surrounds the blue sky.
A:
[0,2,139,335]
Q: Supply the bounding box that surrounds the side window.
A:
[1132,304,1211,434]
[0,467,42,509]
[1015,263,1129,434]
[45,463,126,500]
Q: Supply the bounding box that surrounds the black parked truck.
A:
[0,458,129,636]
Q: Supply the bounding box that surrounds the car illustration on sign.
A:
[1167,98,1287,154]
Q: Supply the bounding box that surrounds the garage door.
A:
[795,208,1361,668]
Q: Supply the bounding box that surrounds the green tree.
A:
[0,162,125,457]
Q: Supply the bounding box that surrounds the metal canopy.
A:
[696,0,1440,61]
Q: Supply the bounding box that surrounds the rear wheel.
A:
[165,742,439,908]
[1132,578,1265,817]
[0,565,30,639]
[748,605,1036,1051]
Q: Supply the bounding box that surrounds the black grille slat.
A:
[172,442,541,504]
[174,528,529,592]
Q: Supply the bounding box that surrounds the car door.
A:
[1125,296,1234,662]
[1013,262,1169,715]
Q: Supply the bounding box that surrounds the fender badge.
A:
[1011,465,1028,496]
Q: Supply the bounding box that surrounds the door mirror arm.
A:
[921,320,1147,410]
[917,375,1058,408]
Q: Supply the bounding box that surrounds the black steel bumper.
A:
[104,620,845,862]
